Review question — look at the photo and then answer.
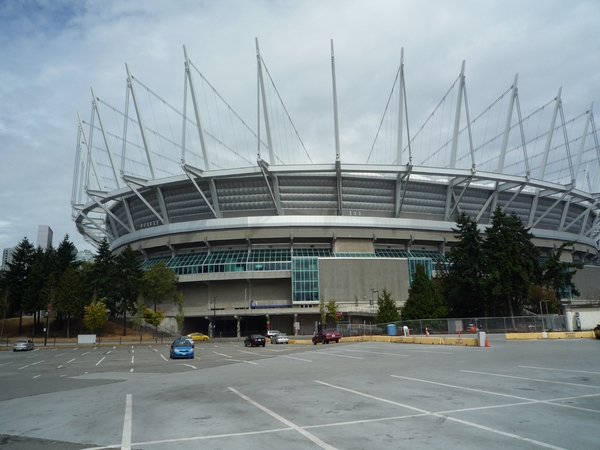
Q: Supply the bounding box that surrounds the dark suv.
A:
[312,329,341,345]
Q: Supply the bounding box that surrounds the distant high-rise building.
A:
[2,247,15,271]
[37,225,53,250]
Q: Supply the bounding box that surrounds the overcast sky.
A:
[1,0,599,254]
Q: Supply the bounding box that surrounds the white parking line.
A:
[214,352,232,358]
[315,352,363,360]
[160,354,168,362]
[281,355,313,362]
[121,394,132,450]
[0,361,13,366]
[227,359,258,365]
[19,360,44,370]
[131,355,134,364]
[519,365,600,375]
[316,380,568,450]
[344,349,408,357]
[182,364,197,369]
[461,370,600,389]
[229,387,339,450]
[96,357,105,366]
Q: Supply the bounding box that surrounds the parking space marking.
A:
[214,352,232,358]
[344,349,408,357]
[0,361,13,366]
[121,394,132,450]
[53,353,66,357]
[461,370,600,389]
[33,375,40,379]
[316,380,568,450]
[227,359,258,365]
[314,352,363,360]
[18,360,44,370]
[160,355,168,362]
[96,357,105,366]
[519,365,600,375]
[281,355,312,362]
[131,355,134,364]
[182,364,197,369]
[229,387,339,450]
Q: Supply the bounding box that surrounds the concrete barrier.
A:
[413,337,444,345]
[444,337,478,346]
[506,331,595,340]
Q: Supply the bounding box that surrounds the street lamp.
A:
[212,295,218,339]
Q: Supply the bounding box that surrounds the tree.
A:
[54,265,83,338]
[375,288,401,323]
[115,245,143,336]
[538,242,583,305]
[401,264,446,321]
[142,260,179,311]
[84,297,108,334]
[143,306,166,336]
[132,295,145,332]
[483,208,539,321]
[174,292,185,334]
[5,237,35,333]
[89,238,119,315]
[445,212,486,317]
[326,299,342,325]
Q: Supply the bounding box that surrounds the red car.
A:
[312,329,341,345]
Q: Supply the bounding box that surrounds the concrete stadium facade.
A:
[72,45,600,337]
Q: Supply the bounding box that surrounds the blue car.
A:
[169,339,194,359]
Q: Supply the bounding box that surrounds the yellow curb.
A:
[444,337,478,346]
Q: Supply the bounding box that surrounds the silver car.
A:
[13,339,34,351]
[271,333,289,344]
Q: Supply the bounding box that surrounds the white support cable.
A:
[91,87,121,189]
[449,61,465,169]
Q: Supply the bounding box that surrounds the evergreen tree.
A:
[483,207,539,320]
[142,260,180,311]
[54,265,83,338]
[445,212,485,317]
[89,238,119,314]
[115,245,143,336]
[375,288,401,323]
[538,242,583,304]
[401,264,446,320]
[5,237,35,333]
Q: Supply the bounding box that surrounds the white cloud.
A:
[1,0,599,251]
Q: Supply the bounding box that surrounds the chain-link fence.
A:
[337,315,565,337]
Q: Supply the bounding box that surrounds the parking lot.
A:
[1,335,599,449]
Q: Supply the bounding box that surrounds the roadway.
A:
[0,335,599,449]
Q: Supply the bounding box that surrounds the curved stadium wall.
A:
[72,47,600,336]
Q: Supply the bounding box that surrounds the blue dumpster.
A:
[387,324,397,336]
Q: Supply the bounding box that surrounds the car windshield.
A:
[173,341,190,347]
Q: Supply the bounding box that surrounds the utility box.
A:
[477,331,486,347]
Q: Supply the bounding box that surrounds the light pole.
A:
[541,300,550,331]
[212,295,218,339]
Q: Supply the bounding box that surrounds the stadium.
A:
[71,43,600,337]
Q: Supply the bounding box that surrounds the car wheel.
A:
[262,344,265,347]
[313,341,317,345]
[322,339,327,344]
[335,340,339,343]
[191,355,194,359]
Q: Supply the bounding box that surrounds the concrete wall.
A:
[573,266,600,300]
[319,258,409,306]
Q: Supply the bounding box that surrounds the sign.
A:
[335,311,343,318]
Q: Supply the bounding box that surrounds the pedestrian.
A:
[403,325,409,337]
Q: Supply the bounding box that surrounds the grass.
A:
[0,315,155,344]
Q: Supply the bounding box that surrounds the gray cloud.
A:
[1,0,599,251]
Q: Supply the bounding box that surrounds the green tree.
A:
[115,245,143,336]
[5,237,35,333]
[401,264,446,320]
[538,242,583,304]
[174,292,185,333]
[483,208,539,322]
[142,260,180,311]
[84,297,108,334]
[54,265,83,338]
[132,295,145,332]
[375,288,401,323]
[88,238,119,314]
[143,306,166,336]
[326,299,342,325]
[445,212,486,317]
